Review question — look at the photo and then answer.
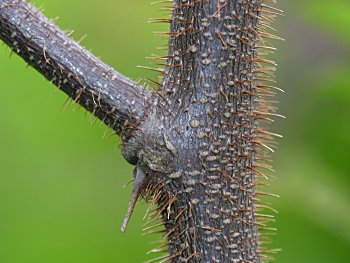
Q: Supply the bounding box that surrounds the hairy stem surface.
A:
[0,0,281,262]
[0,0,150,139]
[126,0,281,262]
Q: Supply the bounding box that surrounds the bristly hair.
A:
[137,0,284,262]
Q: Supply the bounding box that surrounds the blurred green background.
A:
[0,0,349,262]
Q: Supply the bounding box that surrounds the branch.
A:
[0,0,151,140]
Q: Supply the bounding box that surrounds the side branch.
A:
[0,0,151,139]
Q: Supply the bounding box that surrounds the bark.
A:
[0,0,151,139]
[0,0,282,262]
[123,1,281,262]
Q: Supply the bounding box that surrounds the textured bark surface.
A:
[123,1,281,262]
[0,0,282,262]
[0,0,150,139]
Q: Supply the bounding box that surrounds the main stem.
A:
[145,0,277,262]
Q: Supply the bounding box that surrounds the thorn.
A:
[77,34,87,44]
[123,178,133,189]
[120,167,147,232]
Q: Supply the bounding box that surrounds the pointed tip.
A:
[120,185,140,232]
[120,221,128,233]
[120,167,147,233]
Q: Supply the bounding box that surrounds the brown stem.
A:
[0,0,151,140]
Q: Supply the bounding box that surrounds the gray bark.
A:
[0,0,281,262]
[0,0,151,140]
